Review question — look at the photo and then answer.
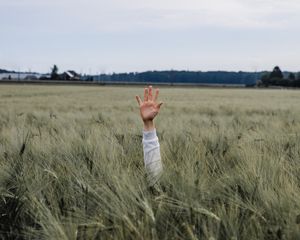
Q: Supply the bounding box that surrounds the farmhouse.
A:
[59,71,81,80]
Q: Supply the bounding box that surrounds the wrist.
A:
[143,120,155,131]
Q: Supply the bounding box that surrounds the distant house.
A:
[39,74,51,80]
[24,75,38,80]
[59,71,81,80]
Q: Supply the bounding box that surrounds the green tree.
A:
[269,66,283,80]
[294,72,300,87]
[51,65,59,80]
[261,72,270,87]
[288,73,295,80]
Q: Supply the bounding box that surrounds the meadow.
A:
[0,84,300,239]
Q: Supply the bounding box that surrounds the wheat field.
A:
[0,84,300,239]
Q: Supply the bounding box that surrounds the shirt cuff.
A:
[143,129,157,141]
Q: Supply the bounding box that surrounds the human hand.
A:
[136,86,163,131]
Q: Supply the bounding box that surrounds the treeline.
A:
[3,65,300,87]
[260,66,300,87]
[0,69,15,74]
[94,71,260,86]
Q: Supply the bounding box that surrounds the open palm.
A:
[136,86,163,122]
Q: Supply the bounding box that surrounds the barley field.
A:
[0,85,300,239]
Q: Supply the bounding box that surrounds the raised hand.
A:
[136,86,163,131]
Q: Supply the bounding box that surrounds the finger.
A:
[144,87,148,101]
[135,95,142,106]
[154,88,159,102]
[148,85,153,101]
[157,102,163,108]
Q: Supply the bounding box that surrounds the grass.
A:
[0,85,300,239]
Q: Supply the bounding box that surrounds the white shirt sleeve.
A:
[142,129,163,186]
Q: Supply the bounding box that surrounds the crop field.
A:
[0,84,300,239]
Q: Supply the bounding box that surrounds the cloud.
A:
[102,0,300,29]
[1,0,299,72]
[127,0,300,30]
[2,0,300,33]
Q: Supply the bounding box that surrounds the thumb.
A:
[157,102,163,108]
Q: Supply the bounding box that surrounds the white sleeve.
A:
[142,129,163,186]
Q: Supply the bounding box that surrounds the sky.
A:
[0,0,299,74]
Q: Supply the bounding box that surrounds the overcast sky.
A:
[0,0,299,74]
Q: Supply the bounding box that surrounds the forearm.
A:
[143,120,155,131]
[142,123,163,186]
